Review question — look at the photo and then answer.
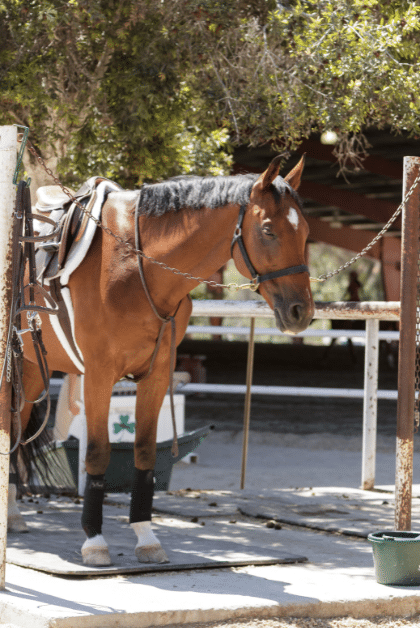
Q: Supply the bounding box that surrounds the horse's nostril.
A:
[291,304,303,322]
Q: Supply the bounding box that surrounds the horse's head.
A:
[232,155,314,334]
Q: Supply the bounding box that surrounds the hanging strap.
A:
[134,201,179,457]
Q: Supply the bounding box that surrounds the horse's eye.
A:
[262,226,276,239]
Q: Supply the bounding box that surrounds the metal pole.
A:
[0,126,17,588]
[395,156,420,531]
[361,318,379,490]
[240,317,255,489]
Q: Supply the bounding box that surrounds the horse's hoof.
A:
[82,547,112,566]
[81,534,112,566]
[135,543,169,564]
[7,513,28,533]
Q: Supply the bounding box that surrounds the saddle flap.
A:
[34,177,121,284]
[58,198,88,268]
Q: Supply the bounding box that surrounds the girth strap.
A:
[231,204,309,285]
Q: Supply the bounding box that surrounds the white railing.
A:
[49,300,400,492]
[188,300,400,490]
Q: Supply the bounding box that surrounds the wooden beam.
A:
[306,215,389,259]
[232,162,400,226]
[297,139,403,179]
[300,180,400,226]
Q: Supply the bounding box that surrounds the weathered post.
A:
[240,317,255,489]
[395,156,420,531]
[0,126,17,588]
[361,318,379,490]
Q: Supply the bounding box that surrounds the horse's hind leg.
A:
[80,369,113,566]
[130,370,170,564]
[8,358,47,533]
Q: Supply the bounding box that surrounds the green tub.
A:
[34,425,214,493]
[368,530,420,586]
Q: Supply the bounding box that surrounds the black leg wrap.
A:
[129,469,154,523]
[81,474,105,538]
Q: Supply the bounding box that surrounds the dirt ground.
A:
[180,339,399,438]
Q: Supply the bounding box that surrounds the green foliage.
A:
[1,0,419,182]
[268,0,420,166]
[0,0,233,185]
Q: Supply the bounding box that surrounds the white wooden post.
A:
[0,126,17,588]
[78,375,87,496]
[240,317,255,489]
[361,318,379,490]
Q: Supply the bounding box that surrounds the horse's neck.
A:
[141,204,238,306]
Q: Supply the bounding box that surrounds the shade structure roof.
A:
[232,129,420,299]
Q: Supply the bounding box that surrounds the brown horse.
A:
[11,155,314,565]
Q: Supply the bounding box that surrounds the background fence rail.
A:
[50,300,400,491]
[188,300,400,490]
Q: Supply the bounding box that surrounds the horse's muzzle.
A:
[273,294,314,334]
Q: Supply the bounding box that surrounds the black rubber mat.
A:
[7,498,307,576]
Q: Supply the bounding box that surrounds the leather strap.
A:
[134,200,179,457]
[4,182,60,452]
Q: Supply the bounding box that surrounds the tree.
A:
[0,0,234,186]
[1,0,419,186]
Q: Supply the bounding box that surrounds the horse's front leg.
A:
[130,362,170,564]
[80,370,113,566]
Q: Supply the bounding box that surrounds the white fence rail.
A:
[187,300,400,490]
[49,300,399,492]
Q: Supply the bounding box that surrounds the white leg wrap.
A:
[81,534,112,566]
[131,521,169,564]
[131,521,160,546]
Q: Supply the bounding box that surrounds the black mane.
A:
[137,173,302,216]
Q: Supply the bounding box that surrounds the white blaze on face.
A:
[287,207,299,231]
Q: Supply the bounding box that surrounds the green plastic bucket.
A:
[368,531,420,586]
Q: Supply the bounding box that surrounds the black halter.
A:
[230,204,309,286]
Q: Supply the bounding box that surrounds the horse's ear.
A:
[256,155,283,191]
[284,154,305,191]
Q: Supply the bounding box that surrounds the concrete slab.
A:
[150,486,420,538]
[3,432,420,627]
[2,512,420,628]
[2,490,420,627]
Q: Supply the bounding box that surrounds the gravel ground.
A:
[177,616,420,628]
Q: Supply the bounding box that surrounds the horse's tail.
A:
[11,401,73,495]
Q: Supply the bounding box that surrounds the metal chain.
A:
[6,344,12,384]
[25,141,257,292]
[313,172,420,283]
[23,138,420,287]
